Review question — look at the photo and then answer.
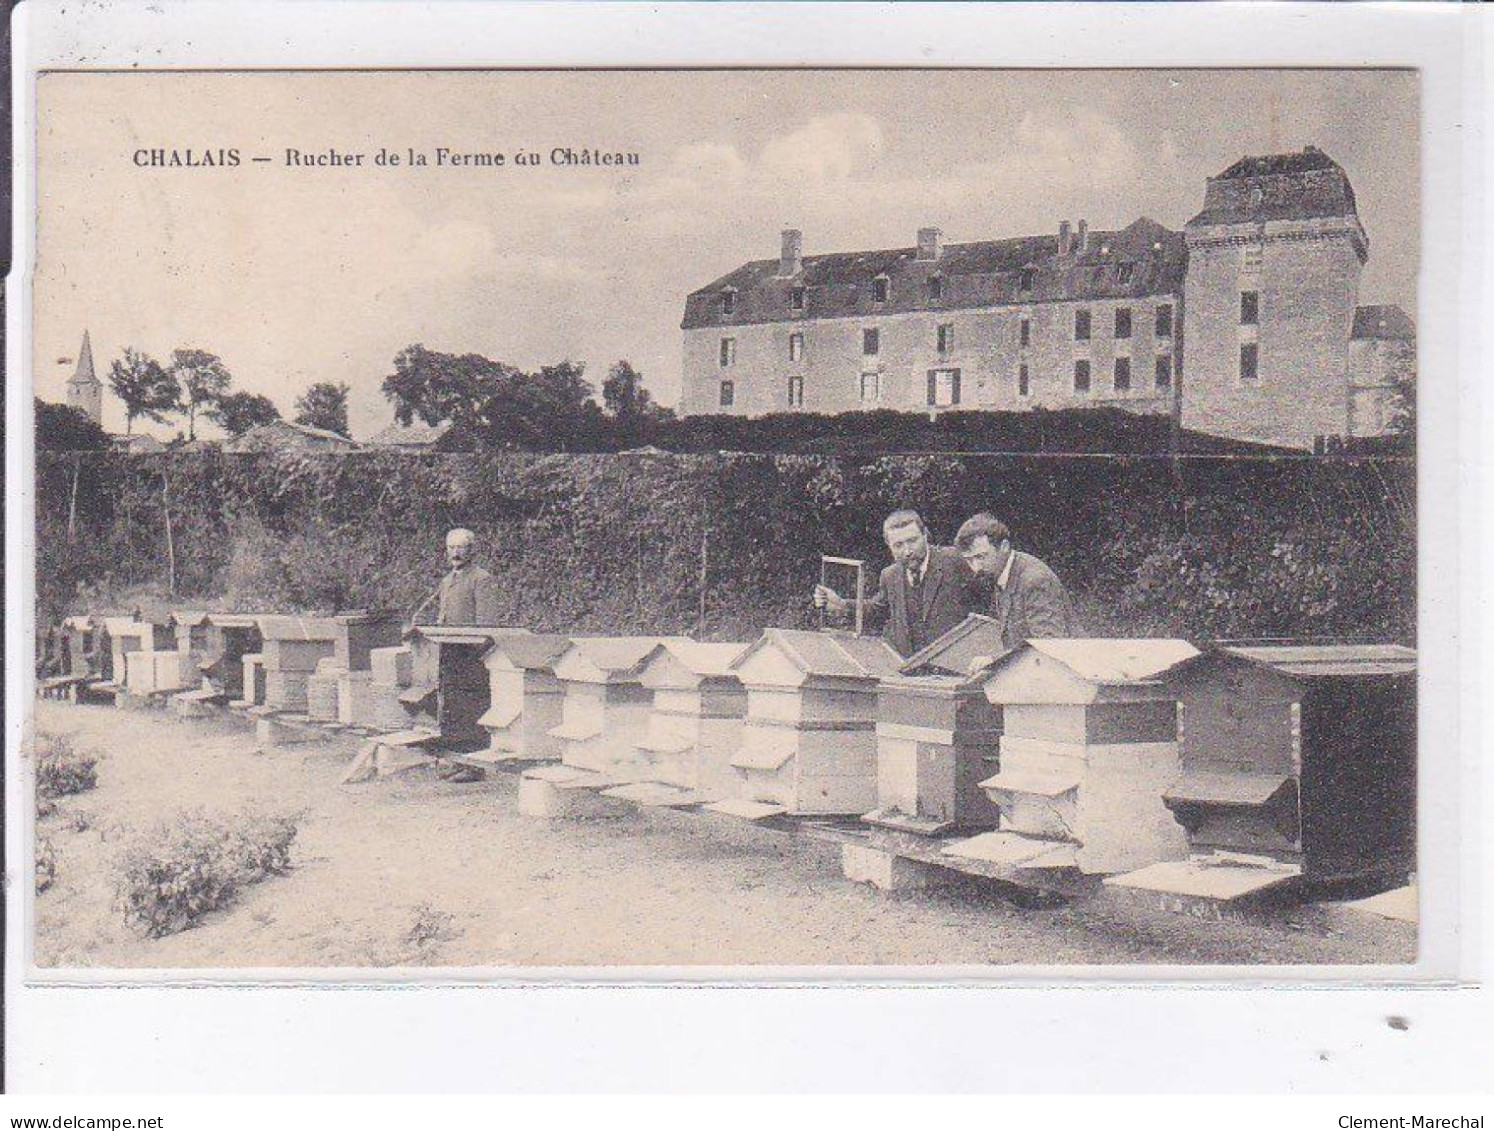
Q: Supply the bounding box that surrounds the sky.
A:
[32,68,1419,440]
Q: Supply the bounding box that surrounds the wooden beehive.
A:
[480,633,574,762]
[236,653,268,707]
[199,614,263,700]
[722,629,904,816]
[549,636,688,778]
[61,615,101,680]
[170,610,213,665]
[306,657,344,721]
[404,625,529,750]
[631,640,750,800]
[256,616,340,712]
[868,615,1007,835]
[1108,644,1417,902]
[948,638,1198,876]
[105,617,167,691]
[330,610,405,672]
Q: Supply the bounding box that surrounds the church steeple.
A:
[66,330,103,425]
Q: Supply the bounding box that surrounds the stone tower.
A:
[66,330,104,426]
[1181,147,1367,450]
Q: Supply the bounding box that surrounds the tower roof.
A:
[67,331,100,388]
[1186,146,1359,229]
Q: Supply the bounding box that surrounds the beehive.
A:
[404,625,530,750]
[61,615,100,679]
[124,649,198,696]
[868,615,1007,835]
[368,645,415,731]
[480,633,574,762]
[631,640,750,800]
[199,614,263,700]
[549,636,688,779]
[948,638,1197,876]
[720,629,903,817]
[306,657,344,721]
[1108,644,1417,902]
[331,610,405,672]
[256,617,340,712]
[236,654,267,707]
[105,617,166,689]
[170,610,213,666]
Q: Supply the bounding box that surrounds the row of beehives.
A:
[43,609,1416,906]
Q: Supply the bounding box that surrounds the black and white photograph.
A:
[20,64,1429,974]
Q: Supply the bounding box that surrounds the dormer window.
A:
[928,275,944,301]
[720,289,737,316]
[790,285,806,312]
[872,276,890,304]
[1117,263,1135,285]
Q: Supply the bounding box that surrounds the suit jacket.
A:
[437,564,500,626]
[858,545,975,658]
[986,550,1075,651]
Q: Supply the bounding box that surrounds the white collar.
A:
[997,551,1015,591]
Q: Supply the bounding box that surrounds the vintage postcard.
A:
[20,63,1435,977]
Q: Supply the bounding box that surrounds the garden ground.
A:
[29,699,1414,970]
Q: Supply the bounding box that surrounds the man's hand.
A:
[813,584,849,615]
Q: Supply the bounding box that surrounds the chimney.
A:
[916,226,943,261]
[1076,219,1089,253]
[779,228,803,277]
[1058,221,1071,254]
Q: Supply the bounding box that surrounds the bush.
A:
[35,733,98,799]
[113,808,300,938]
[36,836,58,894]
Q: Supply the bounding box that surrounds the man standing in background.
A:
[431,527,500,626]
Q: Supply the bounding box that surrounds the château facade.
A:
[678,147,1414,451]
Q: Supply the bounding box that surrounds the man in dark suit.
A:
[954,512,1074,652]
[435,528,500,626]
[812,509,976,658]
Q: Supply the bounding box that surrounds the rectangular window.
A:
[790,286,806,312]
[927,368,961,407]
[859,371,881,404]
[1113,356,1131,392]
[1115,308,1132,339]
[1155,354,1173,390]
[789,332,804,362]
[863,328,880,356]
[1240,290,1259,325]
[1073,359,1091,393]
[719,380,735,407]
[1074,309,1091,341]
[719,337,736,368]
[928,275,943,301]
[1018,364,1030,397]
[937,323,955,355]
[1155,303,1173,338]
[1019,317,1031,347]
[787,375,804,407]
[1240,342,1259,381]
[1117,263,1135,285]
[872,277,889,303]
[1019,267,1035,292]
[721,290,736,316]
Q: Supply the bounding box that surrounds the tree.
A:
[294,381,351,437]
[602,360,676,445]
[107,347,180,434]
[169,348,233,440]
[34,398,108,451]
[382,344,519,432]
[481,360,606,450]
[205,391,281,438]
[1386,346,1417,441]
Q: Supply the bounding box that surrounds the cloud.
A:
[761,113,885,185]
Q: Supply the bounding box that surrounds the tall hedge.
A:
[34,450,1415,645]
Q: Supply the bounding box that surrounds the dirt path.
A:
[29,700,1413,969]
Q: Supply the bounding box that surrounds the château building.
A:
[678,147,1414,451]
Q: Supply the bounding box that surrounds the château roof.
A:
[682,217,1187,331]
[1351,305,1416,342]
[1187,146,1360,229]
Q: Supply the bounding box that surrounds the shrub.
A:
[36,836,57,894]
[35,733,98,799]
[113,808,300,938]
